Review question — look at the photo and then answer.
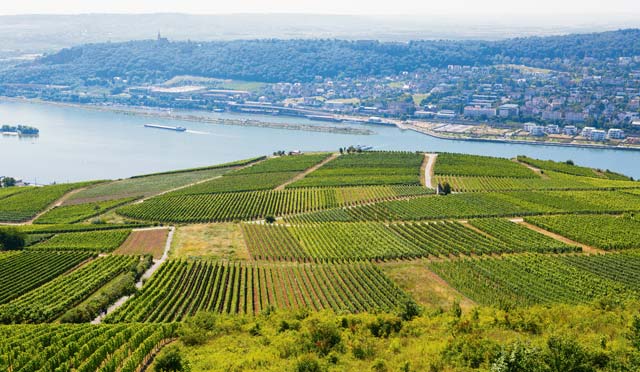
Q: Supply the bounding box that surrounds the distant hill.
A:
[1,13,639,54]
[1,29,639,85]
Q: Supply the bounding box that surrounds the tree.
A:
[0,228,26,251]
[265,216,276,224]
[544,336,594,372]
[1,177,16,187]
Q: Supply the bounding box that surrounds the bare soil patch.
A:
[114,228,169,259]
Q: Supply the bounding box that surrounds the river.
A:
[1,100,639,184]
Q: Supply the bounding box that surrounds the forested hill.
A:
[2,29,639,85]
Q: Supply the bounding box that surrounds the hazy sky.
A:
[0,0,638,16]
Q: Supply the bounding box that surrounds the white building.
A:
[464,106,497,118]
[524,122,538,132]
[563,125,578,136]
[530,126,546,136]
[545,124,560,134]
[607,128,625,139]
[581,127,596,138]
[590,130,607,141]
[498,104,519,118]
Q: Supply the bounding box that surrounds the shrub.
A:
[295,354,322,372]
[154,345,190,372]
[305,319,342,356]
[0,228,26,250]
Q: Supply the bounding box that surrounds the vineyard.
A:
[525,214,640,250]
[429,252,639,307]
[516,155,634,180]
[3,150,640,371]
[288,151,423,188]
[105,260,411,322]
[0,323,176,372]
[433,170,640,193]
[0,251,93,304]
[34,197,136,224]
[434,153,537,178]
[290,190,640,222]
[467,218,579,253]
[64,166,234,205]
[117,185,432,223]
[30,229,132,252]
[0,255,142,323]
[0,181,97,222]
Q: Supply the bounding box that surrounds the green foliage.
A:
[517,155,633,181]
[0,227,26,250]
[0,323,176,372]
[305,318,342,355]
[155,345,191,372]
[295,355,323,372]
[490,341,544,372]
[545,335,596,372]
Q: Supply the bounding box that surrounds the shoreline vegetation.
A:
[3,96,640,151]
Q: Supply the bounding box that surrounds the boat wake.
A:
[185,130,211,135]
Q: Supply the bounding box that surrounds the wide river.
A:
[1,100,639,184]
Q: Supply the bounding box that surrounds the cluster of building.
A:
[522,122,626,141]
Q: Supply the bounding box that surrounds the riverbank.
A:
[402,123,640,152]
[0,97,374,136]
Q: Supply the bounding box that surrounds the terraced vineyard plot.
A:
[517,155,632,180]
[232,153,331,174]
[64,167,234,205]
[433,170,639,193]
[293,190,640,222]
[3,222,147,234]
[30,229,132,252]
[429,254,633,308]
[468,218,579,253]
[0,251,93,304]
[557,252,640,288]
[289,222,419,260]
[388,221,509,256]
[525,214,640,250]
[334,185,433,204]
[289,151,423,188]
[242,224,308,260]
[0,255,141,323]
[0,181,97,222]
[106,260,412,322]
[435,153,536,178]
[118,189,338,222]
[0,186,30,200]
[114,228,169,259]
[167,171,299,195]
[0,323,175,372]
[33,197,136,224]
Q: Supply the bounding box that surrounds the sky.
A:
[0,0,638,16]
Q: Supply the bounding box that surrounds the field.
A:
[0,323,175,372]
[525,214,640,250]
[113,228,169,259]
[288,151,424,188]
[0,181,97,222]
[29,229,132,252]
[105,260,411,322]
[34,197,136,224]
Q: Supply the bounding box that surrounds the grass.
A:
[379,260,476,311]
[170,223,251,261]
